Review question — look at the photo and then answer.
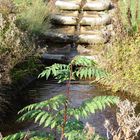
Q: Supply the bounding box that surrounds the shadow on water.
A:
[1,79,140,139]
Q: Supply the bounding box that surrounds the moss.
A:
[10,56,44,82]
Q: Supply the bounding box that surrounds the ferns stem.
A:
[61,64,72,140]
[60,102,67,140]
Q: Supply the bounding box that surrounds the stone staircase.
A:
[44,0,114,45]
[43,0,115,63]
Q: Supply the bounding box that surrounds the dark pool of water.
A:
[1,79,140,139]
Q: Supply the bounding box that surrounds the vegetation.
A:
[14,0,55,33]
[3,56,119,140]
[3,95,118,140]
[38,56,107,82]
[0,0,140,139]
[118,0,140,32]
[0,0,50,125]
[98,0,140,98]
[101,33,140,97]
[0,0,53,85]
[105,100,140,140]
[0,1,33,85]
[10,57,43,82]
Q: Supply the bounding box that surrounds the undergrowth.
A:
[96,0,140,98]
[3,56,119,140]
[100,33,140,97]
[14,0,56,33]
[0,5,33,84]
[10,56,44,82]
[118,0,140,32]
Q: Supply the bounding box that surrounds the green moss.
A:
[10,57,44,82]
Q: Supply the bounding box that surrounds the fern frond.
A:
[71,56,96,67]
[18,110,47,122]
[65,130,106,140]
[18,95,67,129]
[71,56,107,80]
[65,119,84,132]
[75,67,107,80]
[38,56,107,82]
[19,94,67,113]
[3,131,54,140]
[18,109,62,129]
[64,130,84,140]
[38,63,68,80]
[3,132,26,140]
[54,69,70,83]
[68,96,119,119]
[18,95,66,129]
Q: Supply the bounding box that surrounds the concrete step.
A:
[43,31,110,44]
[47,25,111,34]
[55,0,111,11]
[51,14,111,26]
[42,53,99,63]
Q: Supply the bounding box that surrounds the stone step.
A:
[51,14,111,26]
[44,31,110,44]
[55,0,111,11]
[42,54,99,63]
[60,11,79,16]
[59,11,109,17]
[78,34,108,44]
[48,25,110,35]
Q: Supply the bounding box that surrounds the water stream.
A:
[1,79,139,139]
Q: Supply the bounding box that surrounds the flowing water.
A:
[2,78,139,139]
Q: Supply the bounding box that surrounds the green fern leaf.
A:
[39,112,49,126]
[3,132,27,140]
[3,131,55,140]
[18,110,42,122]
[44,116,53,127]
[19,95,66,113]
[68,96,119,119]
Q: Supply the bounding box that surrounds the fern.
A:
[17,95,119,124]
[11,95,119,139]
[39,56,107,82]
[71,56,97,67]
[3,132,26,140]
[3,131,54,140]
[19,94,67,113]
[18,95,67,129]
[38,63,70,82]
[3,56,119,140]
[67,96,119,119]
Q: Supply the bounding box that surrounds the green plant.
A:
[15,0,55,33]
[3,56,119,140]
[38,56,107,82]
[100,32,140,97]
[10,57,43,82]
[0,6,35,84]
[118,0,140,32]
[3,95,118,140]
